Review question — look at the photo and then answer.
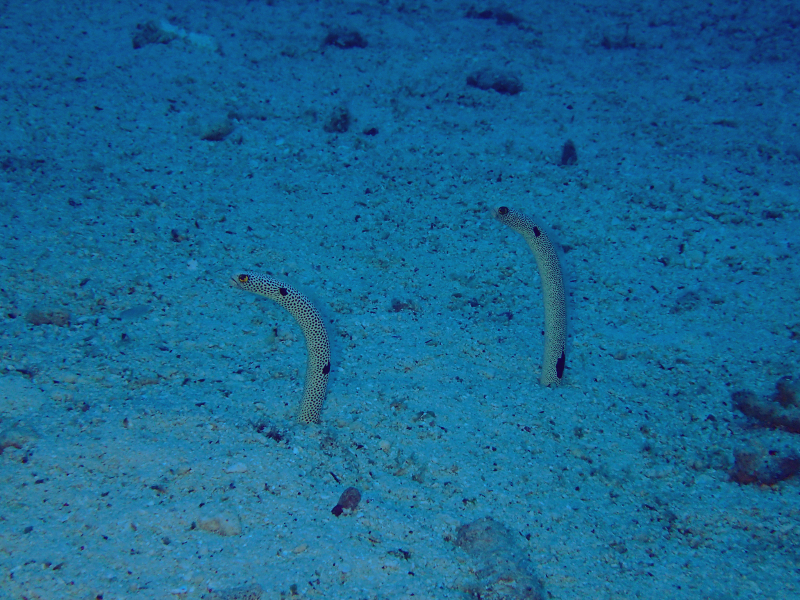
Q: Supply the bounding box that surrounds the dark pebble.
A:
[560,140,578,166]
[132,21,177,50]
[731,447,800,485]
[774,376,799,407]
[25,308,70,327]
[324,106,351,133]
[331,487,361,516]
[733,387,800,433]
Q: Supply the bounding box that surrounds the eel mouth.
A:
[491,205,508,219]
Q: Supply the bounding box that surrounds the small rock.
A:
[0,424,38,454]
[132,20,178,49]
[774,376,799,407]
[730,446,800,485]
[196,511,242,536]
[670,290,702,314]
[201,120,235,142]
[560,140,578,166]
[331,487,361,516]
[466,70,523,95]
[323,106,350,133]
[25,308,70,327]
[323,29,367,49]
[455,517,544,600]
[733,386,800,433]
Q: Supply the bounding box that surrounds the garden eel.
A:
[494,206,567,386]
[230,272,330,424]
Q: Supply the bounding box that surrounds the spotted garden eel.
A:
[494,206,567,386]
[230,272,331,424]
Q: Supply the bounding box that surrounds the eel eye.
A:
[497,206,509,215]
[238,274,249,284]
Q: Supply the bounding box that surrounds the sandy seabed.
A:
[1,1,799,598]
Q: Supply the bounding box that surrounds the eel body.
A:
[493,206,567,386]
[230,271,331,423]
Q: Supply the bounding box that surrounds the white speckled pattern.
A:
[494,206,567,386]
[231,272,330,423]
